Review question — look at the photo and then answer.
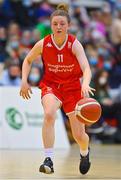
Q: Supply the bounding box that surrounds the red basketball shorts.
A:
[39,80,82,114]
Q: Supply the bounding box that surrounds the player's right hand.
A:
[20,82,32,99]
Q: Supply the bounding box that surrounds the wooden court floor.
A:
[0,144,121,180]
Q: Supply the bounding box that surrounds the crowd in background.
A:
[0,0,121,143]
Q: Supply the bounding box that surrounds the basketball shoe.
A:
[79,151,91,174]
[39,157,54,174]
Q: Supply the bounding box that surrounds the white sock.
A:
[44,148,54,160]
[80,148,88,157]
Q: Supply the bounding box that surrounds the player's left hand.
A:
[81,83,95,98]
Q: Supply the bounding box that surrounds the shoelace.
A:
[80,154,89,161]
[44,158,53,167]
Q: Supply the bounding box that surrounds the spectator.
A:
[19,30,33,62]
[28,65,42,86]
[109,10,121,65]
[6,34,20,61]
[7,22,21,37]
[0,60,21,86]
[31,29,41,45]
[73,6,89,28]
[0,26,8,63]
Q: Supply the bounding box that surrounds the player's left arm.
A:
[72,39,95,97]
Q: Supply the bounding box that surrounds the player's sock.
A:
[44,148,54,160]
[80,148,88,157]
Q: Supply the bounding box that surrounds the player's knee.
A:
[44,111,55,124]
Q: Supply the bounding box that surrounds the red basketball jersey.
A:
[41,34,83,84]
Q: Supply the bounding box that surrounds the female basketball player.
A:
[20,3,95,175]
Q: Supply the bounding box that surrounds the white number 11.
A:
[57,54,63,62]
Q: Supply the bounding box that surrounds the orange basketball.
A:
[75,98,102,126]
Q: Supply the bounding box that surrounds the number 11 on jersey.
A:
[57,54,63,63]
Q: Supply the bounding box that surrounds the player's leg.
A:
[39,94,61,174]
[42,94,61,148]
[67,112,91,174]
[68,112,89,150]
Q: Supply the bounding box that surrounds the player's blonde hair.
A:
[50,3,70,23]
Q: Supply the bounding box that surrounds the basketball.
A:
[75,98,102,126]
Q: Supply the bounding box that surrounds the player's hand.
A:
[20,81,32,99]
[81,83,95,98]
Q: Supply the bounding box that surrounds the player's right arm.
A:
[20,39,44,99]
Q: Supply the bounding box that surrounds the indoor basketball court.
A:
[0,144,121,180]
